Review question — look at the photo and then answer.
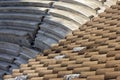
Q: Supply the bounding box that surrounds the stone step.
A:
[0,61,11,71]
[0,29,31,47]
[0,42,40,79]
[34,39,52,50]
[0,0,52,8]
[34,31,57,50]
[0,53,15,63]
[0,42,20,56]
[104,0,118,7]
[0,19,40,38]
[0,13,43,22]
[0,62,19,74]
[0,7,47,15]
[0,26,34,33]
[53,2,97,18]
[0,0,55,1]
[19,53,32,60]
[14,57,27,66]
[44,16,79,31]
[36,30,58,43]
[59,0,103,10]
[41,30,60,41]
[49,9,89,25]
[19,47,39,60]
[40,23,68,39]
[0,19,38,29]
[0,48,20,57]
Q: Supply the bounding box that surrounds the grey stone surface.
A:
[44,16,79,31]
[0,7,47,15]
[35,31,58,50]
[0,53,15,63]
[38,30,60,41]
[40,23,70,38]
[14,57,27,66]
[0,0,53,7]
[0,20,38,29]
[0,61,10,71]
[53,2,97,18]
[0,1,48,48]
[22,47,39,57]
[104,0,118,7]
[0,29,31,47]
[0,13,43,22]
[0,42,39,78]
[19,47,39,60]
[59,0,102,10]
[36,31,58,44]
[49,9,89,25]
[0,41,20,51]
[35,39,50,50]
[0,26,34,33]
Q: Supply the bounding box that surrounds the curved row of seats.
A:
[0,1,118,79]
[0,42,39,80]
[3,2,120,80]
[34,0,118,51]
[0,0,117,50]
[0,0,52,47]
[0,1,55,80]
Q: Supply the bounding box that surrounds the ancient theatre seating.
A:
[0,0,52,47]
[35,0,116,51]
[0,42,39,80]
[4,1,120,80]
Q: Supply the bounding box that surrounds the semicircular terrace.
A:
[3,1,120,80]
[0,0,118,80]
[0,0,117,50]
